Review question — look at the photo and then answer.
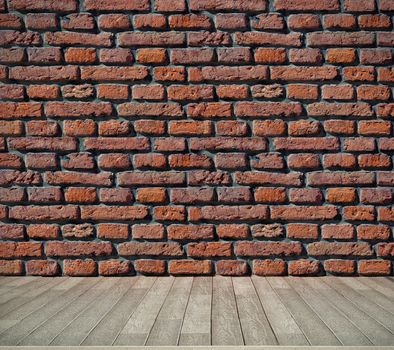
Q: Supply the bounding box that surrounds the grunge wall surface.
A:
[0,0,393,276]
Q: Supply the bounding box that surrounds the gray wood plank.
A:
[0,277,39,296]
[267,278,341,346]
[82,277,156,346]
[146,277,193,346]
[359,277,394,299]
[0,278,88,345]
[306,278,394,346]
[114,277,174,346]
[211,276,243,346]
[251,276,309,346]
[232,277,277,346]
[288,277,371,346]
[179,277,212,346]
[17,278,105,346]
[324,277,394,332]
[0,278,56,308]
[341,277,394,314]
[50,278,131,346]
[0,278,74,325]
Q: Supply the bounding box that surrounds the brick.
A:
[253,260,286,276]
[216,14,247,30]
[189,0,266,11]
[289,189,322,204]
[252,224,284,239]
[308,172,374,186]
[98,14,130,31]
[155,0,186,12]
[324,260,355,275]
[98,84,129,101]
[189,205,268,222]
[27,225,60,240]
[46,32,112,47]
[8,0,77,12]
[135,260,166,275]
[288,14,320,30]
[135,14,166,30]
[171,188,214,204]
[99,48,133,64]
[327,188,357,204]
[360,49,392,65]
[26,260,59,276]
[100,188,132,204]
[85,0,149,11]
[254,48,286,65]
[288,260,320,276]
[343,206,375,221]
[65,48,96,64]
[64,259,97,276]
[62,13,95,30]
[153,206,185,221]
[236,171,302,186]
[216,260,247,276]
[255,188,286,203]
[81,206,148,221]
[119,32,185,47]
[217,224,249,240]
[324,14,356,29]
[359,260,391,276]
[357,225,391,241]
[188,242,232,257]
[137,188,166,204]
[0,224,24,240]
[253,120,286,137]
[289,49,322,64]
[118,242,183,257]
[235,32,301,47]
[308,242,373,256]
[216,153,247,169]
[81,67,147,82]
[0,242,42,258]
[98,224,129,240]
[326,48,357,64]
[99,260,131,276]
[168,225,214,240]
[308,32,374,47]
[322,224,355,240]
[169,260,212,275]
[343,0,375,12]
[46,102,112,118]
[46,171,112,186]
[26,14,58,30]
[188,31,231,46]
[274,0,339,11]
[288,84,319,100]
[0,260,23,275]
[271,66,338,81]
[237,242,302,257]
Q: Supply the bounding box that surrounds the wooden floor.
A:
[0,276,393,348]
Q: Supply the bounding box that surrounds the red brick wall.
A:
[0,0,393,277]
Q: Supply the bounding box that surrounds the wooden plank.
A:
[82,277,156,346]
[17,278,105,346]
[324,277,394,333]
[211,276,243,346]
[2,346,394,350]
[232,277,277,346]
[0,277,39,295]
[306,278,394,346]
[50,278,131,346]
[0,278,72,323]
[0,278,88,345]
[251,276,309,346]
[288,277,371,346]
[267,277,340,346]
[114,277,173,346]
[341,277,394,314]
[179,277,212,346]
[359,277,394,299]
[146,277,193,346]
[0,278,54,306]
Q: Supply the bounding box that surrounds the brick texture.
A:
[0,0,393,276]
